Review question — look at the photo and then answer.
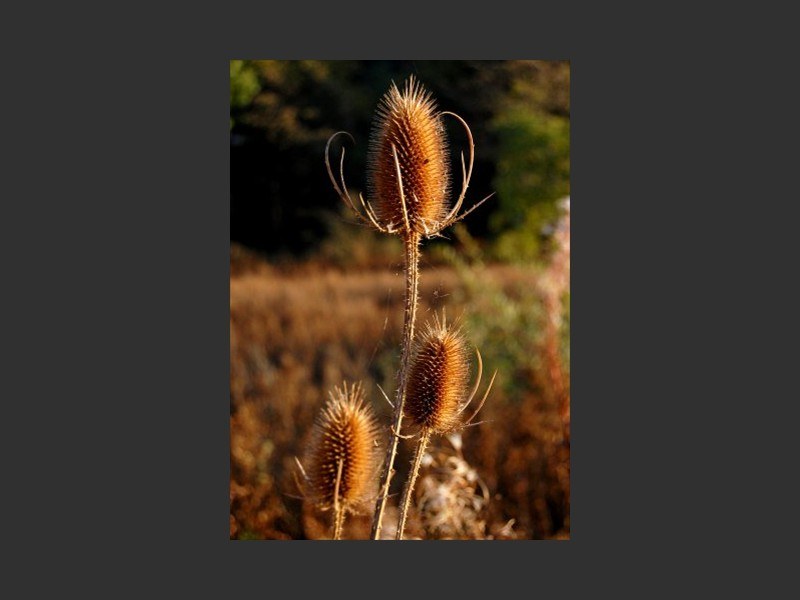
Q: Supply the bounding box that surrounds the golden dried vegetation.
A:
[230,251,570,539]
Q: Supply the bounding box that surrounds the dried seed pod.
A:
[326,76,491,241]
[396,314,496,539]
[306,382,381,515]
[366,75,450,235]
[404,314,471,434]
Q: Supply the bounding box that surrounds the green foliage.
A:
[438,222,569,400]
[465,275,546,399]
[504,60,570,117]
[230,60,260,129]
[439,230,544,399]
[237,60,368,146]
[490,109,570,262]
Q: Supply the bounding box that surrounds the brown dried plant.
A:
[417,433,492,539]
[295,382,382,539]
[325,75,492,539]
[229,259,567,539]
[395,313,496,539]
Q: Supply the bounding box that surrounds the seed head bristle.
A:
[306,382,381,514]
[405,314,471,434]
[366,75,450,235]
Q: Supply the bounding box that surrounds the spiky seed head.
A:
[366,75,450,235]
[405,314,471,434]
[306,382,381,514]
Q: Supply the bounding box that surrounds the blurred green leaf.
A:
[230,60,260,129]
[491,109,570,262]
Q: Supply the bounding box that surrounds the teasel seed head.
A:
[305,382,381,514]
[325,76,494,238]
[366,76,450,236]
[405,313,473,434]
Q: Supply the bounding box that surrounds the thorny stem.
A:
[370,232,421,539]
[333,458,344,540]
[396,427,431,540]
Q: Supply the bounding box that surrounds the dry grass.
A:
[229,250,569,539]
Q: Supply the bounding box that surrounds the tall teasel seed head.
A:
[305,382,382,513]
[405,314,472,434]
[366,76,450,235]
[325,76,492,238]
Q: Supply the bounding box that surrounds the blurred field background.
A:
[230,60,570,539]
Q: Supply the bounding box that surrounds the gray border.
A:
[19,7,759,593]
[226,57,571,564]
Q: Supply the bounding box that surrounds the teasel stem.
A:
[370,231,421,539]
[396,427,431,540]
[332,458,345,540]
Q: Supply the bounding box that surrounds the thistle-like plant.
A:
[295,382,382,539]
[325,76,492,539]
[394,313,495,539]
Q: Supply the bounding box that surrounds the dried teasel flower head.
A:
[300,382,382,514]
[325,75,493,239]
[404,313,496,435]
[366,76,449,233]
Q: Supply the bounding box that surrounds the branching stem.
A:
[370,232,421,539]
